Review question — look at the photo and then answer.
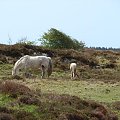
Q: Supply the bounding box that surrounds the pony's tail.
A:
[48,57,52,77]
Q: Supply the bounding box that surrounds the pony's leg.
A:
[24,72,31,78]
[24,65,30,78]
[41,65,45,79]
[47,68,50,78]
[47,67,49,78]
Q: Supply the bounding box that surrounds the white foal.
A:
[70,63,77,79]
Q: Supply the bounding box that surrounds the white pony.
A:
[12,55,52,78]
[70,63,77,79]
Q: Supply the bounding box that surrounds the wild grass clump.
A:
[0,81,31,96]
[18,95,41,105]
[0,113,15,120]
[58,113,88,120]
[14,110,38,120]
[78,68,120,82]
[0,81,40,119]
[38,93,118,120]
[112,101,120,110]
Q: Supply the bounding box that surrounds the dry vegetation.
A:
[0,44,120,119]
[0,80,118,120]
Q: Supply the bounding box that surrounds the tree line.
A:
[89,47,120,51]
[7,28,120,51]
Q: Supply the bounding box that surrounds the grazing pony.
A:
[12,55,52,78]
[70,63,77,79]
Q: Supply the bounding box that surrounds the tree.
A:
[39,28,85,50]
[72,39,85,50]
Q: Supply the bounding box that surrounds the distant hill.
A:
[0,44,120,70]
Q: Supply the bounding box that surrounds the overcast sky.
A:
[0,0,120,48]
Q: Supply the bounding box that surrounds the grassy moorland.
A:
[0,44,120,119]
[0,63,120,119]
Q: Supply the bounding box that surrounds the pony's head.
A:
[12,56,25,76]
[12,68,17,76]
[12,66,19,76]
[12,68,15,76]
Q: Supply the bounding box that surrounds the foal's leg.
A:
[71,71,73,79]
[74,69,79,79]
[71,69,76,79]
[73,68,77,79]
[73,72,75,78]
